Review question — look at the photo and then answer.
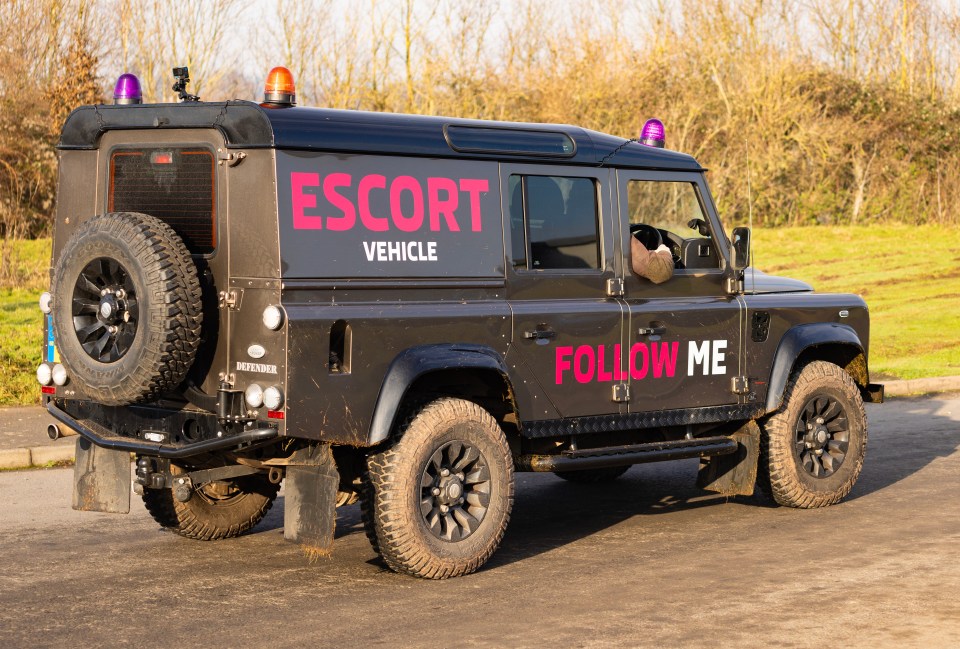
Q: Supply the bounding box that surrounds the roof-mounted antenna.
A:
[172,66,199,102]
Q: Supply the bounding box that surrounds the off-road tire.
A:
[359,473,382,557]
[51,212,202,405]
[142,465,280,540]
[364,398,514,579]
[759,361,867,508]
[553,466,630,483]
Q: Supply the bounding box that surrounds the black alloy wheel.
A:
[71,257,140,362]
[419,440,491,542]
[793,395,849,478]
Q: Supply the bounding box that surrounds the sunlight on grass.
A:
[753,225,960,380]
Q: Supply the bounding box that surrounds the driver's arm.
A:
[630,236,674,284]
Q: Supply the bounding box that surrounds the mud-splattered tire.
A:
[759,361,867,508]
[51,212,202,405]
[142,465,279,540]
[553,466,630,483]
[359,474,382,557]
[363,398,514,579]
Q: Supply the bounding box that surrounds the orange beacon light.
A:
[263,66,296,107]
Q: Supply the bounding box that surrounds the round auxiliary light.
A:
[37,363,53,386]
[244,383,265,409]
[52,364,68,386]
[263,386,284,411]
[639,118,665,148]
[39,291,53,314]
[262,305,284,331]
[113,73,143,105]
[262,66,296,106]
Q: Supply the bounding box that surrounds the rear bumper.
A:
[46,400,279,459]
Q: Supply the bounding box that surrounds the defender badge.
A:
[236,361,277,374]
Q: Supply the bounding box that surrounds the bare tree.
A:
[100,0,245,102]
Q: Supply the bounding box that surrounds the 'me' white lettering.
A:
[362,241,438,262]
[689,340,710,376]
[687,340,727,376]
[712,339,727,375]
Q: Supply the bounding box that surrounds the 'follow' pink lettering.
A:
[555,342,679,384]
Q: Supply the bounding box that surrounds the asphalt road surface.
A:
[1,395,958,648]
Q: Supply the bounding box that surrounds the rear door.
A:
[100,128,228,397]
[504,164,625,419]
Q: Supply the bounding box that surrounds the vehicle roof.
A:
[58,100,703,171]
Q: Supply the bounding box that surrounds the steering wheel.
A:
[630,223,662,251]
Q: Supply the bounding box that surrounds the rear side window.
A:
[509,175,600,270]
[108,147,217,254]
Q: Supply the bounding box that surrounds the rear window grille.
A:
[108,148,216,254]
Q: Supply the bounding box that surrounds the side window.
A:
[627,180,719,270]
[509,174,600,270]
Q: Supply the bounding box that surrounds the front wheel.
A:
[759,361,867,508]
[363,398,514,579]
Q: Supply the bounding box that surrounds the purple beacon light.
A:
[113,73,143,105]
[639,118,665,148]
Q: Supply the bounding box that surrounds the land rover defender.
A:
[37,67,883,578]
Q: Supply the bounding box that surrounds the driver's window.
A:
[627,181,719,270]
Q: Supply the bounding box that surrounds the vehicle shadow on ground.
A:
[253,461,739,569]
[486,464,746,570]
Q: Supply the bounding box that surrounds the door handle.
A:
[524,327,557,340]
[638,324,667,336]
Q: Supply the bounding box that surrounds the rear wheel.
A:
[142,464,279,540]
[759,361,867,508]
[363,398,514,579]
[553,466,630,483]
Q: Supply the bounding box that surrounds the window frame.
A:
[508,172,604,274]
[617,170,732,277]
[104,141,220,259]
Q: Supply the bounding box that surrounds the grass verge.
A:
[1,228,957,405]
[753,224,960,380]
[1,239,49,406]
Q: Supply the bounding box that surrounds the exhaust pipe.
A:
[47,423,78,440]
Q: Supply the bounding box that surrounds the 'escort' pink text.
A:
[291,172,489,233]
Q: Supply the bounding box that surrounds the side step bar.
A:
[47,401,279,459]
[516,436,738,473]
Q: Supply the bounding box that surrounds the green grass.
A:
[1,228,957,405]
[753,225,960,380]
[1,238,50,405]
[0,287,46,405]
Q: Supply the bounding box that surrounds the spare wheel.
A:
[51,212,203,405]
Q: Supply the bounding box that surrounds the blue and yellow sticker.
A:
[46,314,59,363]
